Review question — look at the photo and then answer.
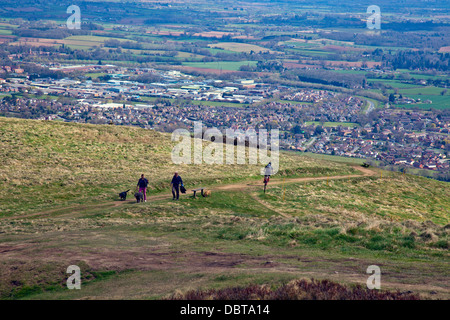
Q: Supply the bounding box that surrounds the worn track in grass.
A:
[2,165,375,220]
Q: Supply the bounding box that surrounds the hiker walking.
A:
[171,172,183,200]
[263,162,273,193]
[264,162,273,177]
[137,174,149,202]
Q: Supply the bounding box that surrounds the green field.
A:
[394,98,449,110]
[394,87,450,109]
[205,47,236,55]
[398,86,449,96]
[85,72,108,79]
[368,79,417,89]
[298,152,367,165]
[0,117,448,300]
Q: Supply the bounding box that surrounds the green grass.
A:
[2,180,447,299]
[399,86,449,96]
[407,95,449,109]
[394,93,450,110]
[85,72,108,79]
[0,117,448,300]
[297,152,368,165]
[333,70,368,76]
[368,79,417,89]
[285,48,334,57]
[0,29,12,35]
[0,117,354,216]
[261,174,449,224]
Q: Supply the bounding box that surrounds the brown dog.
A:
[203,190,211,197]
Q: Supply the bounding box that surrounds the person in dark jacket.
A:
[171,172,183,200]
[137,174,149,202]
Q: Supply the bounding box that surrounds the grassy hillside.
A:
[0,117,355,217]
[0,117,448,300]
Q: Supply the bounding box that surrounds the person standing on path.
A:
[137,174,149,202]
[171,172,183,200]
[263,162,273,193]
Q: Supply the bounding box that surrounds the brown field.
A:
[232,35,256,40]
[439,46,450,53]
[10,40,58,47]
[0,35,15,44]
[176,51,205,58]
[290,38,307,43]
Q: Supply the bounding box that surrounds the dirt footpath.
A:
[1,166,375,221]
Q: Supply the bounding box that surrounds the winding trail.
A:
[2,165,376,220]
[216,165,375,191]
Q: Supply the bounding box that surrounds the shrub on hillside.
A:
[168,278,421,300]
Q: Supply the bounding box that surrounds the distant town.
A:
[1,63,449,180]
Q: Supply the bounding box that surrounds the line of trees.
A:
[382,51,450,71]
[283,69,365,89]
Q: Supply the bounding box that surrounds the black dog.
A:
[119,189,130,201]
[134,192,144,203]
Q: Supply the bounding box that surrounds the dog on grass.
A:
[134,192,144,203]
[119,189,130,201]
[203,190,211,197]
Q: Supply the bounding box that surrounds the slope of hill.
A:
[0,117,448,300]
[0,117,356,217]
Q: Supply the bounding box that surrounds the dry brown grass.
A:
[169,278,421,300]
